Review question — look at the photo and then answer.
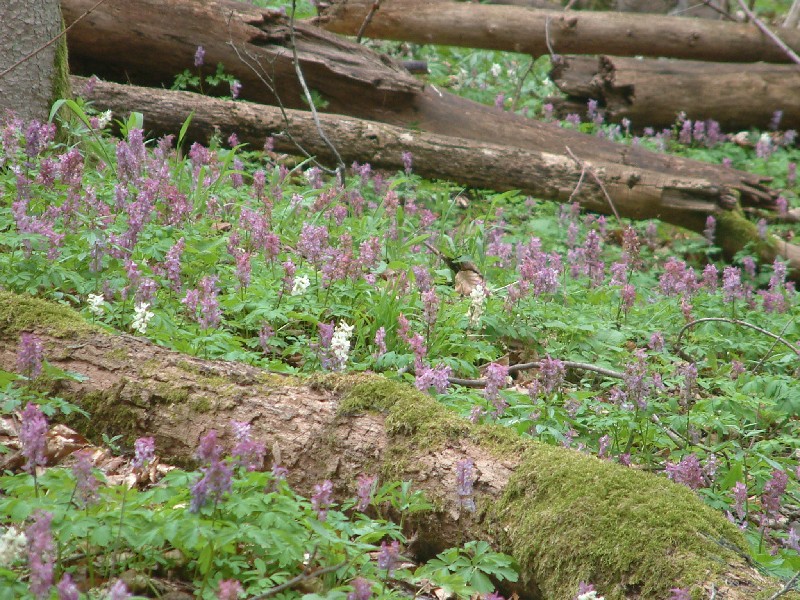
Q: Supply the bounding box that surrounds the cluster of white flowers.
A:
[87,293,105,317]
[291,275,311,296]
[0,527,27,567]
[467,284,487,326]
[96,110,113,129]
[330,321,354,370]
[577,592,605,600]
[490,63,502,78]
[132,302,154,334]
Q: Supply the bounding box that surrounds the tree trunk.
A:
[74,75,800,278]
[0,0,71,122]
[60,0,780,214]
[0,290,788,600]
[548,55,800,131]
[315,0,800,63]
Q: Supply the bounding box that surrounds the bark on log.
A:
[60,0,781,214]
[548,55,800,131]
[315,0,800,63]
[74,75,800,277]
[0,290,789,600]
[62,0,422,121]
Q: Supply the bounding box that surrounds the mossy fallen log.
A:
[0,290,792,599]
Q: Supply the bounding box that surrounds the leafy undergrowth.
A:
[3,17,800,599]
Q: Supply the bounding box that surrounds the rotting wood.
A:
[315,0,800,63]
[548,55,800,131]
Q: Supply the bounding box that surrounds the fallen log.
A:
[61,0,779,213]
[0,290,787,600]
[548,55,800,131]
[75,75,800,277]
[315,0,800,63]
[62,0,422,121]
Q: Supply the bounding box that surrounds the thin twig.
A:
[226,32,336,176]
[250,561,348,600]
[769,571,800,600]
[510,57,536,112]
[356,0,382,43]
[565,146,622,224]
[736,0,800,66]
[0,0,111,80]
[544,16,557,58]
[290,0,347,185]
[674,317,800,363]
[447,359,623,388]
[753,316,796,374]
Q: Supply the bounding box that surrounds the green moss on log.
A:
[0,291,97,339]
[332,374,752,599]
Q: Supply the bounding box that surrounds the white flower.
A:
[87,293,105,317]
[97,110,113,129]
[0,527,27,567]
[467,284,487,326]
[490,63,502,78]
[330,321,354,370]
[291,275,311,296]
[577,592,604,600]
[132,302,154,334]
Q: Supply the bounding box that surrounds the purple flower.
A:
[788,163,797,186]
[297,223,330,267]
[762,468,788,516]
[703,215,716,245]
[665,454,705,490]
[20,403,48,474]
[648,332,665,352]
[109,580,132,600]
[72,450,99,506]
[377,540,401,575]
[356,474,376,512]
[456,458,475,512]
[348,577,373,600]
[311,480,334,521]
[620,284,636,314]
[401,151,413,175]
[669,588,691,600]
[659,258,697,297]
[623,349,651,410]
[538,356,565,395]
[732,481,748,520]
[133,437,155,470]
[373,327,387,358]
[722,266,744,303]
[259,323,274,354]
[190,430,232,512]
[702,264,719,290]
[230,80,242,99]
[414,362,451,394]
[26,511,54,599]
[730,361,746,380]
[17,333,44,378]
[597,434,611,459]
[678,362,697,408]
[421,288,439,328]
[194,45,205,67]
[769,110,783,131]
[230,421,265,471]
[56,573,79,600]
[484,362,509,407]
[198,275,222,329]
[217,579,243,600]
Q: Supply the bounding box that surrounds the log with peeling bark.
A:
[74,75,800,277]
[61,0,781,213]
[315,0,800,63]
[548,55,800,131]
[0,290,789,599]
